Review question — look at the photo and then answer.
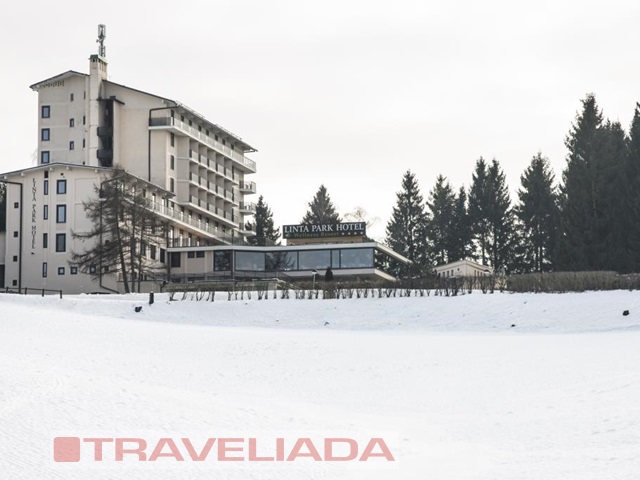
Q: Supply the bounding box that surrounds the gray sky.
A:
[2,0,639,240]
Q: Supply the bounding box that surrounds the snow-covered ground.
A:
[1,290,640,479]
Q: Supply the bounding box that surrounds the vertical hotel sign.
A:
[31,178,37,250]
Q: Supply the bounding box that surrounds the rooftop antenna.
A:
[97,24,106,58]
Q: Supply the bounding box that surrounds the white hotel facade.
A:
[0,47,258,293]
[0,34,409,294]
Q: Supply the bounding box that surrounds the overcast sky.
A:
[2,0,639,240]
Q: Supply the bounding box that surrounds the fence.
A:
[2,286,63,299]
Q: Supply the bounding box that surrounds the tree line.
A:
[253,95,640,276]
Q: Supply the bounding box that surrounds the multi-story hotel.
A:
[0,27,409,294]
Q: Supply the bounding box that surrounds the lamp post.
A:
[311,269,318,290]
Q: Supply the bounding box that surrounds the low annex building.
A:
[434,259,493,278]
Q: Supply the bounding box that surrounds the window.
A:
[58,267,65,275]
[236,251,265,271]
[69,141,74,150]
[89,265,96,274]
[170,178,174,193]
[82,115,86,125]
[150,245,157,260]
[170,155,175,170]
[41,128,50,141]
[70,266,78,275]
[42,263,48,278]
[41,151,50,164]
[41,105,50,118]
[12,256,17,262]
[196,251,205,258]
[160,248,166,263]
[267,252,297,271]
[13,231,19,238]
[213,251,232,271]
[82,139,85,148]
[43,233,48,248]
[12,280,17,287]
[55,233,66,252]
[170,133,175,147]
[69,118,74,127]
[70,93,74,101]
[299,250,331,270]
[44,171,49,179]
[187,251,195,259]
[340,248,374,268]
[170,252,181,268]
[43,205,48,220]
[13,202,19,209]
[44,179,49,195]
[57,179,67,194]
[56,205,66,223]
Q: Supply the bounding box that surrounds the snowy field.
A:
[1,290,640,479]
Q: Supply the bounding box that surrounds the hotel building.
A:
[0,28,409,293]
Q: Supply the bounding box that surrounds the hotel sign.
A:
[283,222,366,239]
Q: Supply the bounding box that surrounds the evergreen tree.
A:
[486,159,517,271]
[515,153,559,272]
[557,94,632,271]
[469,158,516,271]
[426,175,456,265]
[301,185,341,224]
[385,170,430,276]
[448,186,473,262]
[247,195,280,246]
[468,158,491,264]
[627,103,640,272]
[598,120,631,272]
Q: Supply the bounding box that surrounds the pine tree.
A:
[486,159,517,271]
[385,170,430,276]
[598,120,630,272]
[515,153,559,272]
[627,104,640,272]
[426,175,456,265]
[301,185,341,224]
[247,195,280,246]
[468,158,491,264]
[448,186,473,262]
[557,94,631,271]
[469,158,516,271]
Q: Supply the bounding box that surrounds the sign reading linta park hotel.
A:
[283,222,366,239]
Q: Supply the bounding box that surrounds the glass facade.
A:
[236,251,265,271]
[298,250,331,270]
[266,252,297,271]
[340,248,374,268]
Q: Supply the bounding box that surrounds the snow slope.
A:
[1,290,639,479]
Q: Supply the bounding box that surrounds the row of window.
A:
[43,179,66,195]
[208,248,376,273]
[42,263,78,277]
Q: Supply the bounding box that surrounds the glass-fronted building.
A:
[165,242,410,283]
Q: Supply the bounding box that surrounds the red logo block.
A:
[53,437,81,462]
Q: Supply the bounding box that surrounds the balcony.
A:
[239,181,256,194]
[239,202,257,215]
[148,201,236,244]
[150,117,256,173]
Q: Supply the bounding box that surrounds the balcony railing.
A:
[239,202,257,214]
[150,117,256,172]
[149,200,236,242]
[239,181,256,194]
